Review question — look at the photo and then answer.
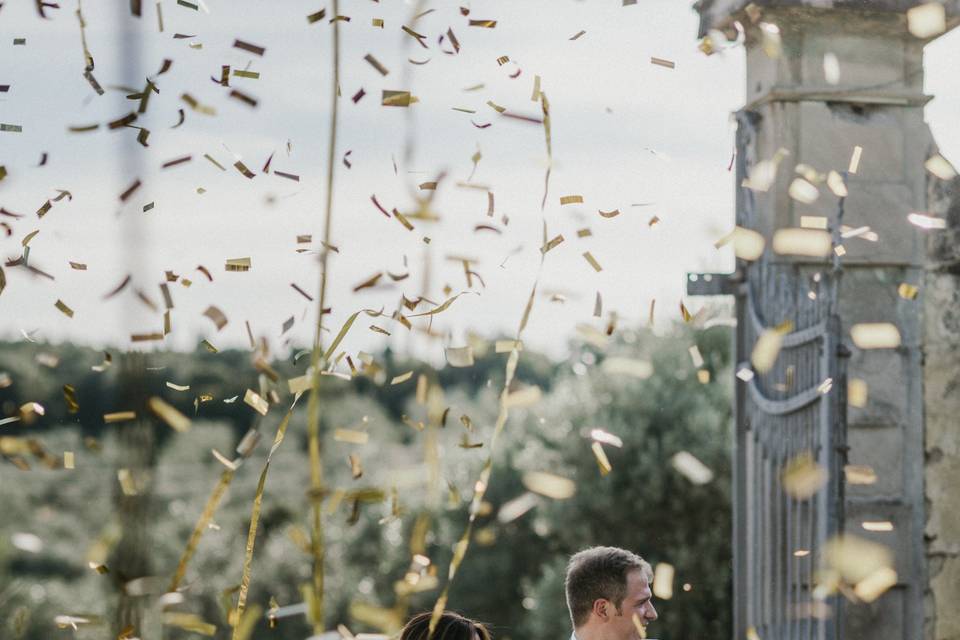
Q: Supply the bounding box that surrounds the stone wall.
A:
[924,172,960,640]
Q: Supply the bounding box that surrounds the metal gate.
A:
[688,110,848,640]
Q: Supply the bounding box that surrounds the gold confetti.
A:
[898,283,919,300]
[243,389,269,416]
[751,320,793,373]
[844,464,877,485]
[64,451,75,469]
[671,451,714,485]
[925,153,956,180]
[445,346,474,368]
[560,195,583,205]
[469,19,497,28]
[772,228,832,257]
[333,429,369,445]
[598,208,620,218]
[715,226,765,261]
[907,2,945,38]
[782,451,827,499]
[503,385,542,408]
[225,257,251,271]
[582,251,602,272]
[147,397,191,432]
[848,378,868,408]
[540,234,564,254]
[907,212,946,230]
[497,492,539,523]
[602,357,653,379]
[848,145,863,174]
[202,305,228,331]
[861,521,894,532]
[650,56,675,68]
[788,177,819,204]
[850,323,901,349]
[591,442,612,476]
[54,299,75,318]
[800,215,828,230]
[382,90,412,107]
[364,53,389,76]
[652,562,675,599]
[522,471,576,499]
[104,411,136,424]
[390,371,414,385]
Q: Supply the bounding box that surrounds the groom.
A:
[565,546,659,640]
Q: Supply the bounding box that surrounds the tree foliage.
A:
[0,325,731,640]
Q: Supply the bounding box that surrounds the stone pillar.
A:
[694,2,959,639]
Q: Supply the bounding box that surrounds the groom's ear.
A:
[592,598,611,621]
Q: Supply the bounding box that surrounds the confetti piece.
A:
[390,371,414,385]
[849,146,863,174]
[598,208,620,218]
[64,451,75,469]
[522,471,575,499]
[671,451,713,484]
[602,357,653,379]
[334,429,369,444]
[233,39,265,56]
[907,2,945,38]
[850,323,901,349]
[382,90,412,107]
[504,385,542,408]
[229,90,258,108]
[104,411,137,423]
[307,8,326,23]
[497,492,539,523]
[364,54,389,76]
[897,283,919,300]
[742,148,788,191]
[924,153,957,181]
[233,69,259,79]
[469,19,497,28]
[202,305,228,330]
[653,563,675,599]
[181,93,216,116]
[854,566,898,602]
[907,212,946,229]
[226,257,251,271]
[62,384,79,413]
[781,451,827,498]
[844,464,877,485]
[560,195,583,205]
[582,251,602,272]
[772,228,832,257]
[715,226,765,261]
[119,179,142,202]
[540,234,564,254]
[751,320,793,373]
[243,389,268,415]
[591,442,612,476]
[54,299,74,318]
[823,52,840,85]
[372,18,383,27]
[650,57,675,68]
[848,378,868,408]
[788,178,819,204]
[148,397,191,432]
[861,521,894,532]
[445,346,474,368]
[800,215,828,229]
[0,124,23,133]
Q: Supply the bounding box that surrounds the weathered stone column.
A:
[693,2,960,639]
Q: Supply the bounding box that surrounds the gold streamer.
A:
[231,398,300,640]
[169,468,236,592]
[304,0,342,631]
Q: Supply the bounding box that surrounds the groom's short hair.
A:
[564,546,651,628]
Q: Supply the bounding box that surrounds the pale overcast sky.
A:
[1,1,959,362]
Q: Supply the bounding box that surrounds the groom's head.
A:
[565,546,657,639]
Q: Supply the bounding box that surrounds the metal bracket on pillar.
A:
[685,270,742,296]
